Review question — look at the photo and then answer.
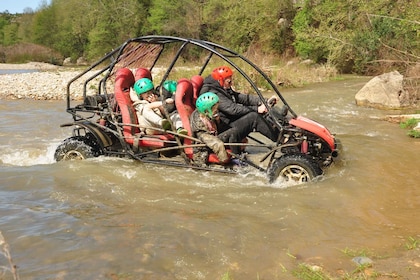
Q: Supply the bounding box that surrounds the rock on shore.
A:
[355,71,410,109]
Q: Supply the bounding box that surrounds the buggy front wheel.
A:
[54,136,100,161]
[267,154,323,184]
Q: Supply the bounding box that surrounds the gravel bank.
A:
[0,63,89,100]
[0,62,61,70]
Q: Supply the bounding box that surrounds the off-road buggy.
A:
[54,35,339,184]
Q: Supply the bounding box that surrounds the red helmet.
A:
[211,66,233,87]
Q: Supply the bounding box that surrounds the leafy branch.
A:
[366,13,420,25]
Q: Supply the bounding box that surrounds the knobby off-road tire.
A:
[268,154,323,184]
[54,136,101,161]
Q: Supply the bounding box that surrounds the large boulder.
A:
[76,57,88,66]
[355,71,410,109]
[63,57,72,65]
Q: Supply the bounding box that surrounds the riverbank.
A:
[0,61,338,100]
[0,62,88,100]
[0,62,61,70]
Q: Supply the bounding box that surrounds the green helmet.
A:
[134,78,154,95]
[196,92,219,117]
[163,80,177,94]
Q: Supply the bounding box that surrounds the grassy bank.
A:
[220,236,419,280]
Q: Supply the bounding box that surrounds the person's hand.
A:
[165,98,174,104]
[147,93,158,102]
[267,95,279,107]
[257,103,268,114]
[212,113,220,123]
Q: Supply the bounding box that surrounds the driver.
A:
[199,66,280,143]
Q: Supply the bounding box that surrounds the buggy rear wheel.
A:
[54,136,100,161]
[268,154,323,184]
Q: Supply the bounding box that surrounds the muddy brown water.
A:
[1,76,419,279]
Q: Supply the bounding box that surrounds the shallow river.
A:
[0,76,419,279]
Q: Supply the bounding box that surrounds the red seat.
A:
[114,68,174,148]
[174,78,195,156]
[114,68,139,139]
[134,68,152,81]
[191,75,203,105]
[175,77,229,164]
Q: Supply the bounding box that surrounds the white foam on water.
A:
[0,138,307,190]
[0,140,61,166]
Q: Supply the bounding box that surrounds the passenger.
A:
[157,80,187,135]
[158,80,177,113]
[130,68,153,102]
[190,92,241,166]
[133,78,184,135]
[200,66,279,143]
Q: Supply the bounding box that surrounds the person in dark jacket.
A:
[199,66,279,143]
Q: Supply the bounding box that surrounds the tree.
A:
[2,22,19,45]
[52,0,91,58]
[146,0,202,38]
[292,0,419,74]
[2,0,417,75]
[32,4,58,47]
[202,0,295,54]
[86,0,149,59]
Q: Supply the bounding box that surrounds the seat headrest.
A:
[191,75,204,89]
[191,75,203,104]
[135,68,153,81]
[115,68,135,90]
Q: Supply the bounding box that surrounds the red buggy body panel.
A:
[289,116,336,150]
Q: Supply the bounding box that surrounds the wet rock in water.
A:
[352,256,373,265]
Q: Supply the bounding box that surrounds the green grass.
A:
[292,263,331,280]
[399,118,419,129]
[407,129,420,138]
[404,236,419,250]
[340,247,376,258]
[399,118,420,138]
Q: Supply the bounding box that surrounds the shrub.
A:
[0,42,63,64]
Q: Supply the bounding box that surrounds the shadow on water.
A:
[0,77,419,279]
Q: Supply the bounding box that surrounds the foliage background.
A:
[0,0,419,76]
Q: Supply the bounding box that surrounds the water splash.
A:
[0,138,316,190]
[0,141,60,166]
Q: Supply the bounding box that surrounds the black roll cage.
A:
[65,35,297,128]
